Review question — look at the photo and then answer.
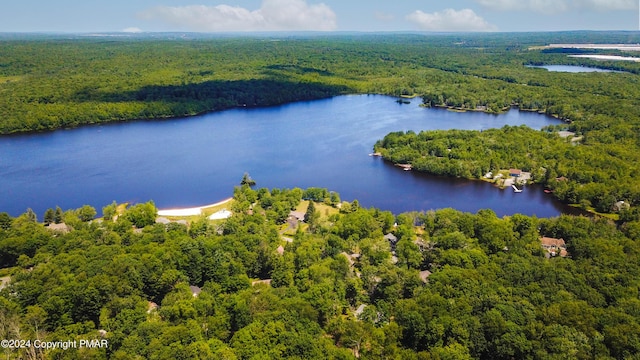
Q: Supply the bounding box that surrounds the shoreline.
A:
[157,197,233,217]
[1,94,571,137]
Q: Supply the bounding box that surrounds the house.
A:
[413,238,431,252]
[509,169,522,177]
[288,211,305,222]
[147,301,159,314]
[384,233,399,250]
[540,237,568,257]
[46,222,70,234]
[276,245,285,255]
[419,270,432,283]
[340,252,360,267]
[612,201,630,212]
[189,285,202,297]
[251,279,272,286]
[384,233,398,244]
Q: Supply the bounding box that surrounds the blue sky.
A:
[1,0,638,33]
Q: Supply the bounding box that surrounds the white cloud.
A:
[139,0,337,32]
[122,27,143,33]
[476,0,635,13]
[407,8,497,32]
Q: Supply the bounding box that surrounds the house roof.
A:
[251,279,272,286]
[46,223,70,233]
[340,252,360,267]
[540,236,566,248]
[384,233,398,243]
[189,285,202,297]
[147,301,159,313]
[419,270,432,283]
[289,211,305,221]
[276,245,285,255]
[509,169,522,175]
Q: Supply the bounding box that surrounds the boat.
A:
[512,184,523,193]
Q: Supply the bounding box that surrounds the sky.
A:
[1,0,638,33]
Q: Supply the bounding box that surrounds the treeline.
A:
[1,186,640,359]
[2,33,640,134]
[374,126,640,213]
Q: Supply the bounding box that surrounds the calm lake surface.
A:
[527,64,618,73]
[1,95,572,217]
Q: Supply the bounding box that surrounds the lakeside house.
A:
[540,237,568,258]
[612,201,630,212]
[509,169,522,177]
[46,222,70,234]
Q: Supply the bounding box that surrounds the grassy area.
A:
[278,200,341,236]
[569,204,620,221]
[295,200,340,219]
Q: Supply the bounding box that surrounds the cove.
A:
[0,95,571,218]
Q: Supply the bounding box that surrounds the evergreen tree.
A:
[54,206,63,224]
[304,201,320,231]
[0,212,12,230]
[43,208,55,225]
[240,172,256,186]
[25,208,37,222]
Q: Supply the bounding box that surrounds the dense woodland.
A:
[1,32,640,135]
[1,186,640,359]
[2,32,640,358]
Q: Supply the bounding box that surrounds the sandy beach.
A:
[157,197,233,217]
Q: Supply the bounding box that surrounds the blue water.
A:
[527,65,618,73]
[0,95,570,217]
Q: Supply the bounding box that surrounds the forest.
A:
[1,185,640,359]
[1,32,640,135]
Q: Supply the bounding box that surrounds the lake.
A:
[0,95,571,218]
[526,64,618,73]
